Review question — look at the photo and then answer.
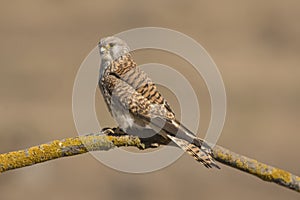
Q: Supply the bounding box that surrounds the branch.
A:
[0,128,299,193]
[213,145,300,193]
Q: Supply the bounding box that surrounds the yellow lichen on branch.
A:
[0,133,143,173]
[0,129,299,193]
[213,145,300,192]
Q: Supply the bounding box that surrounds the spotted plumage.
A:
[98,36,219,169]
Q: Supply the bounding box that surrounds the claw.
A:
[102,128,115,135]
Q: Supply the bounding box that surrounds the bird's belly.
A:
[110,102,153,135]
[110,106,135,131]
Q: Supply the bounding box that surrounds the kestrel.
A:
[98,36,219,169]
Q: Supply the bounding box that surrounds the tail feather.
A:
[167,135,220,169]
[150,117,220,168]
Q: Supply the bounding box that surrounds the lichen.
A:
[108,135,144,149]
[215,149,230,161]
[0,133,299,193]
[80,135,114,151]
[235,159,247,169]
[271,168,291,183]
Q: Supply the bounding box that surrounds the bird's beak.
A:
[100,46,106,54]
[99,44,111,54]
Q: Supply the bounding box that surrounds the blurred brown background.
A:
[0,0,299,199]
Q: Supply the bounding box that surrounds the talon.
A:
[102,127,128,136]
[150,143,160,148]
[102,128,115,135]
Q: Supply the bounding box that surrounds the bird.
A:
[98,36,220,169]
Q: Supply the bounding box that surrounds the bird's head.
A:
[98,36,130,63]
[98,36,130,80]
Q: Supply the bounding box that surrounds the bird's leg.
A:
[113,127,129,136]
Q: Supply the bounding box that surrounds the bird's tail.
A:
[167,135,220,169]
[161,119,220,169]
